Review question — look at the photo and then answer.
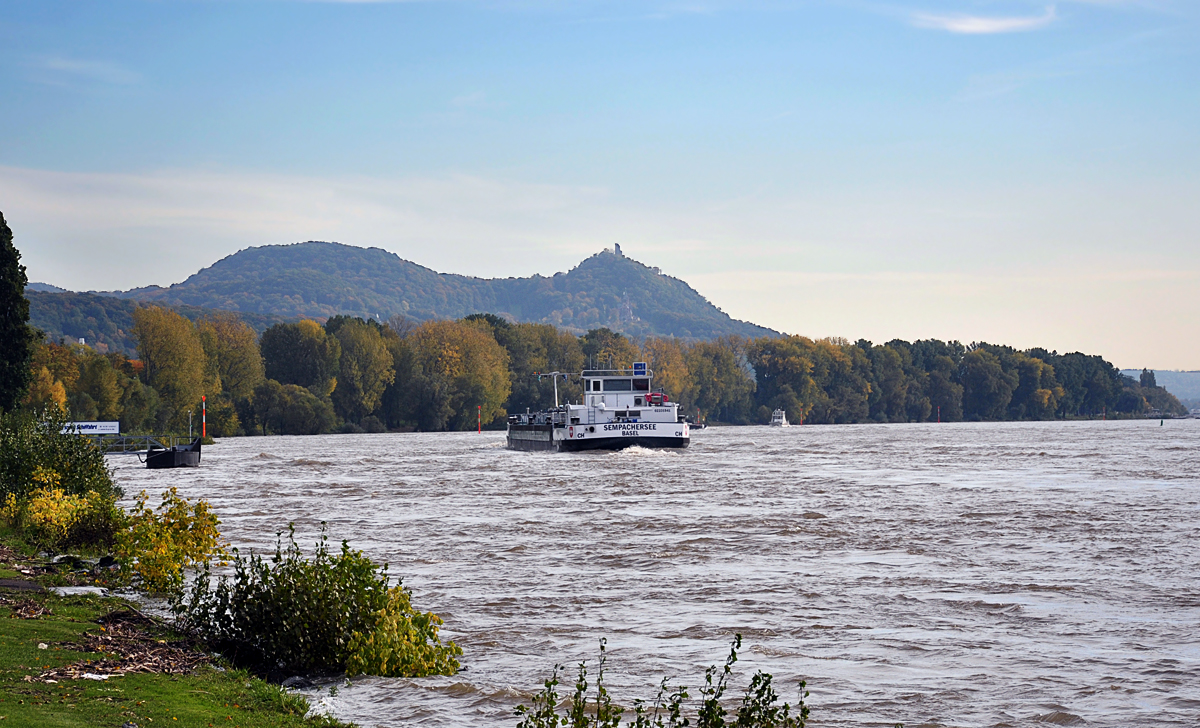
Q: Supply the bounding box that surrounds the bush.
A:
[0,409,120,504]
[176,524,461,677]
[116,488,228,595]
[516,636,809,728]
[345,585,463,677]
[0,472,124,552]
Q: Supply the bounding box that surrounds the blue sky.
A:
[2,1,1198,368]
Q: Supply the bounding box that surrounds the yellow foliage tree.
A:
[132,307,211,432]
[117,488,227,596]
[196,313,265,400]
[399,320,511,430]
[640,337,693,406]
[23,366,67,412]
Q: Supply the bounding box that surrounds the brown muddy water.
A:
[110,420,1200,727]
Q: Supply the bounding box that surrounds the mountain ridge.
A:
[98,241,776,340]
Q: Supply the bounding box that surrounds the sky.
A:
[1,0,1197,369]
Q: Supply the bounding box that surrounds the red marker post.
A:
[202,395,207,438]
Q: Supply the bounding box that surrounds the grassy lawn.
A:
[0,546,353,728]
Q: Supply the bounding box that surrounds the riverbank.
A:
[0,530,353,728]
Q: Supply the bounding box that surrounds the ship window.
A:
[590,380,601,392]
[603,379,633,392]
[633,378,650,391]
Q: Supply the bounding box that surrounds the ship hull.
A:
[506,424,558,451]
[506,424,689,452]
[557,436,689,452]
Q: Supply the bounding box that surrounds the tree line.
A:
[13,306,1185,436]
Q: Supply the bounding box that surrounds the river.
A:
[109,420,1200,727]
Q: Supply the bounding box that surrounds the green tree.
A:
[76,351,123,421]
[245,379,337,435]
[331,318,395,423]
[685,337,755,424]
[883,340,934,422]
[860,340,909,423]
[0,212,37,411]
[960,347,1018,420]
[746,336,819,424]
[1140,368,1157,389]
[466,317,585,414]
[260,320,341,396]
[132,306,211,431]
[118,375,161,432]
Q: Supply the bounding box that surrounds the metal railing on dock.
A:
[83,435,193,454]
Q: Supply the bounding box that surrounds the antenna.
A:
[536,371,571,407]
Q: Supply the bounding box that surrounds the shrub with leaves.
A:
[116,487,228,595]
[0,408,120,503]
[177,524,461,677]
[345,584,463,677]
[516,635,809,728]
[1,480,125,552]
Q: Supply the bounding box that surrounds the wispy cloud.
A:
[34,56,142,86]
[913,5,1058,34]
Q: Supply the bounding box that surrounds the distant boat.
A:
[769,409,790,427]
[144,437,202,468]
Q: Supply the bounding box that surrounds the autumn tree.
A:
[640,337,693,408]
[132,306,211,431]
[22,342,79,414]
[390,319,511,431]
[260,320,341,396]
[465,315,585,413]
[581,328,640,370]
[746,335,819,424]
[0,211,37,411]
[330,318,395,423]
[23,365,67,413]
[814,338,871,424]
[999,350,1064,420]
[197,313,265,400]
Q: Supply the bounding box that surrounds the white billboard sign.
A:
[62,421,121,435]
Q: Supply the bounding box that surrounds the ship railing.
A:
[581,369,655,377]
[82,434,190,454]
[508,409,569,427]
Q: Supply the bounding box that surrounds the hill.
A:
[26,289,293,354]
[103,241,775,340]
[1120,370,1200,403]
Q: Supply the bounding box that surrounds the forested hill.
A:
[26,289,290,354]
[103,241,775,340]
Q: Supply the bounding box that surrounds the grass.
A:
[0,533,355,728]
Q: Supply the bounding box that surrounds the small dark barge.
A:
[144,438,202,469]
